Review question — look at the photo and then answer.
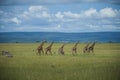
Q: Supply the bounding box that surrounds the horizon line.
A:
[0,31,119,33]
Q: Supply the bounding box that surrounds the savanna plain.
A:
[0,43,120,80]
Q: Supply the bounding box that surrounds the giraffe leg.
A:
[73,48,77,55]
[40,50,42,56]
[45,49,48,55]
[36,50,38,55]
[38,50,42,56]
[87,48,90,53]
[73,50,75,56]
[72,50,74,56]
[87,49,89,53]
[47,50,50,55]
[89,48,93,54]
[92,48,95,54]
[49,50,52,55]
[62,51,64,55]
[75,50,77,55]
[37,49,40,55]
[59,51,62,55]
[41,49,44,55]
[83,50,86,54]
[85,48,88,53]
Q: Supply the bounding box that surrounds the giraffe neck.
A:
[41,41,45,46]
[61,44,65,48]
[74,42,79,47]
[86,43,90,47]
[49,42,54,48]
[90,42,95,47]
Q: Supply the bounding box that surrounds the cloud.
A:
[84,8,97,17]
[99,8,117,18]
[63,11,81,18]
[55,12,64,20]
[55,11,81,22]
[52,7,120,32]
[25,6,50,18]
[11,17,21,24]
[0,5,120,32]
[29,6,47,12]
[54,8,119,21]
[13,6,51,26]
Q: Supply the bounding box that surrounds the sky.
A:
[0,0,120,32]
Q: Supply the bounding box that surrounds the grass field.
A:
[0,43,120,80]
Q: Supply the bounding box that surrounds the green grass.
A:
[0,43,120,80]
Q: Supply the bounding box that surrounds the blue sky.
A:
[0,0,120,32]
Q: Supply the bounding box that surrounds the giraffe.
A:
[45,42,54,55]
[83,43,90,53]
[88,42,96,53]
[36,40,47,55]
[72,41,79,56]
[58,43,65,55]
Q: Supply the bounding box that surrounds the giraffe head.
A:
[43,40,47,43]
